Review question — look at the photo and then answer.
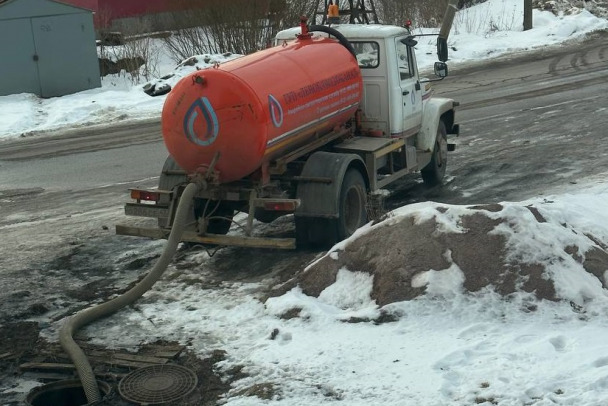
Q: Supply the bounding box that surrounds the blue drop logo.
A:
[268,94,283,128]
[183,97,219,146]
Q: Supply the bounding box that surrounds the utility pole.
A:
[523,0,533,30]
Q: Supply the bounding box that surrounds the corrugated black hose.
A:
[59,181,205,403]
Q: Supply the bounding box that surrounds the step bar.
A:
[115,224,296,250]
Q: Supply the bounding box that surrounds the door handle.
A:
[402,90,410,95]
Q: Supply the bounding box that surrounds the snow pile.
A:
[276,187,608,308]
[414,0,608,68]
[141,52,243,96]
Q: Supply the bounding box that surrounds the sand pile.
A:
[274,202,608,307]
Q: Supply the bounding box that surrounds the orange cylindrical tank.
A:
[161,35,363,183]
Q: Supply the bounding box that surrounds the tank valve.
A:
[192,75,206,86]
[297,16,312,40]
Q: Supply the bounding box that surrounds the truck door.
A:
[395,37,422,135]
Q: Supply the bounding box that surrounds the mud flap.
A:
[295,151,366,247]
[295,151,364,218]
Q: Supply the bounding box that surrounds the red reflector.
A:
[263,201,297,211]
[131,190,160,202]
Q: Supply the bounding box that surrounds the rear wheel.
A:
[295,217,321,248]
[158,156,187,190]
[421,120,448,186]
[296,168,367,248]
[335,169,367,241]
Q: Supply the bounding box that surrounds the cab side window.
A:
[352,41,379,69]
[395,38,413,81]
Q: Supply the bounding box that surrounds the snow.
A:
[411,262,466,295]
[2,1,608,405]
[0,0,606,139]
[414,2,608,69]
[58,180,606,406]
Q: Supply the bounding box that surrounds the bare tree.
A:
[161,0,320,62]
[97,17,160,84]
[375,0,449,28]
[283,0,319,29]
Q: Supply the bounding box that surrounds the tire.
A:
[254,208,282,224]
[295,217,313,248]
[421,120,448,187]
[295,217,336,248]
[158,156,187,191]
[335,169,368,241]
[296,168,367,248]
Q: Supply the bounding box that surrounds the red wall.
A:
[60,0,98,11]
[59,0,280,29]
[98,0,183,17]
[60,0,183,27]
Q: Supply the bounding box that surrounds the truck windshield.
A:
[351,41,379,69]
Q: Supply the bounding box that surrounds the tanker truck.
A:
[116,11,460,250]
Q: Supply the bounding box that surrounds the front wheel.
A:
[421,120,448,186]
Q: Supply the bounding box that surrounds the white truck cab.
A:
[274,24,459,173]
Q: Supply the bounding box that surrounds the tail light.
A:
[130,189,161,202]
[262,200,299,211]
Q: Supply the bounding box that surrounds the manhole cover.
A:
[118,364,198,404]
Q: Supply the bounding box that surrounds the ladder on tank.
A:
[313,0,379,25]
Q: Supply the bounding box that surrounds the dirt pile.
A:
[274,204,608,306]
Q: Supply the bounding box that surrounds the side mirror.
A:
[402,36,418,47]
[436,37,448,62]
[434,61,448,78]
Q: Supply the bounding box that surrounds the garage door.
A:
[0,19,41,96]
[32,13,99,98]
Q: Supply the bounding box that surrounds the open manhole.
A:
[26,379,111,406]
[118,364,198,404]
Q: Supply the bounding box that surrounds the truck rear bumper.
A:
[125,203,169,219]
[115,224,296,250]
